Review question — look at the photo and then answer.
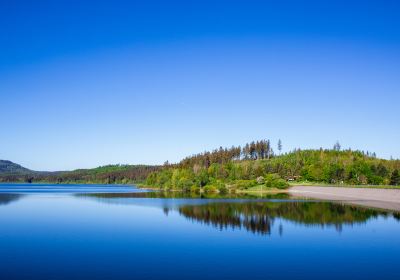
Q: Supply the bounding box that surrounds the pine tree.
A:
[249,141,256,160]
[266,140,271,159]
[277,139,282,155]
[333,141,341,151]
[390,170,400,186]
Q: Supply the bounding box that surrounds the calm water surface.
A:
[0,184,399,280]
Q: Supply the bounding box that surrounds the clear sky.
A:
[1,0,399,171]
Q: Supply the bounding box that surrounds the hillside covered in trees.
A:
[0,162,160,184]
[0,160,33,175]
[2,140,400,189]
[145,140,400,193]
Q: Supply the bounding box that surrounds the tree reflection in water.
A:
[0,194,23,206]
[79,192,400,236]
[178,201,398,235]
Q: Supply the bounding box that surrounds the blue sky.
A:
[1,0,399,171]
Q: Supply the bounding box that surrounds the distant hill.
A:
[0,160,161,184]
[0,160,33,175]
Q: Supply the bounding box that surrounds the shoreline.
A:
[289,186,400,211]
[1,182,400,211]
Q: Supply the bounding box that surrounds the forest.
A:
[2,140,400,190]
[144,140,400,193]
[0,164,161,184]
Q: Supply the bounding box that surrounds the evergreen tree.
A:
[390,170,400,186]
[266,140,271,159]
[278,139,282,155]
[333,141,341,151]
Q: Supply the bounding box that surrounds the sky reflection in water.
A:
[0,184,399,280]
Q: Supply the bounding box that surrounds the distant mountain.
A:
[0,160,33,175]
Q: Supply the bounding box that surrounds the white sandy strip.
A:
[289,186,400,211]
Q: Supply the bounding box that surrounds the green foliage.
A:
[264,174,289,189]
[0,164,162,184]
[203,185,218,193]
[145,147,400,192]
[232,180,257,189]
[3,140,398,188]
[218,184,229,194]
[390,170,400,186]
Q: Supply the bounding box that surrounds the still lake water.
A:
[0,184,399,280]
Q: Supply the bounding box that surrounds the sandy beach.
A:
[290,186,400,211]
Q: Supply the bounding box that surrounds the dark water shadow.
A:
[0,193,24,206]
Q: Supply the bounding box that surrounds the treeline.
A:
[2,140,399,188]
[179,139,274,168]
[145,141,400,193]
[271,149,400,185]
[0,164,161,184]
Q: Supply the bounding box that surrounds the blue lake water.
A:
[0,184,399,280]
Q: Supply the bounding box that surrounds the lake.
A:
[0,184,399,280]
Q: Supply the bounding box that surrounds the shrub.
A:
[275,178,290,189]
[256,176,265,184]
[368,175,384,185]
[190,185,200,193]
[218,184,228,194]
[232,179,257,189]
[177,178,194,191]
[391,170,400,186]
[264,174,289,189]
[229,186,237,194]
[203,185,218,193]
